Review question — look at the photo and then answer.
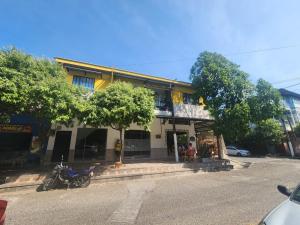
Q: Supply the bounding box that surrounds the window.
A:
[154,90,171,111]
[72,76,95,91]
[183,93,193,104]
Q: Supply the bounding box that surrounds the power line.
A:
[284,82,300,89]
[225,45,298,56]
[114,44,298,67]
[272,76,300,85]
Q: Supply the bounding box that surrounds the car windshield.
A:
[291,186,300,203]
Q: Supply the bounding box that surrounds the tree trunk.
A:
[119,128,123,163]
[217,134,222,160]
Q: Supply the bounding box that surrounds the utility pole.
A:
[281,118,295,158]
[170,84,179,162]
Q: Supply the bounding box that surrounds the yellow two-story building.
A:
[45,58,222,163]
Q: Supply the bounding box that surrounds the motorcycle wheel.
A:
[79,176,91,188]
[42,178,57,191]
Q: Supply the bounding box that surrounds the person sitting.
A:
[187,143,197,162]
[179,145,187,161]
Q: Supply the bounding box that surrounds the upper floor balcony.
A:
[173,104,212,120]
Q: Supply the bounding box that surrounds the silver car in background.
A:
[226,146,251,156]
[259,184,300,225]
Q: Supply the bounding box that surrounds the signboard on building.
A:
[173,104,213,120]
[0,125,32,133]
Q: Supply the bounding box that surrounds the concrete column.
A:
[106,127,122,162]
[189,122,197,148]
[174,133,179,162]
[44,134,56,164]
[68,127,78,163]
[217,135,228,159]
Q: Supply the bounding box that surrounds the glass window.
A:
[183,93,193,104]
[154,90,171,111]
[72,76,95,91]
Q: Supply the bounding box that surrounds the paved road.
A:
[1,158,300,225]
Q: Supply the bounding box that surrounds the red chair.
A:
[0,200,7,225]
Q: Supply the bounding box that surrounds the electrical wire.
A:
[114,44,298,67]
[284,82,300,89]
[272,76,300,85]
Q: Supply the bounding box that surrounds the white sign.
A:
[173,104,212,120]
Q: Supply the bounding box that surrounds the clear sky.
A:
[1,0,300,92]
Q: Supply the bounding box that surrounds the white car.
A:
[226,146,251,156]
[259,184,300,225]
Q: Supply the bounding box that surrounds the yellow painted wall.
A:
[66,73,73,85]
[66,70,111,91]
[65,68,195,105]
[172,90,183,104]
[171,87,195,104]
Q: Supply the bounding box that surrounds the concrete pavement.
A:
[1,157,300,225]
[0,160,232,192]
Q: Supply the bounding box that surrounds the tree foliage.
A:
[190,51,284,149]
[190,51,253,142]
[254,119,284,145]
[83,81,155,162]
[294,123,300,137]
[248,79,284,123]
[0,48,83,150]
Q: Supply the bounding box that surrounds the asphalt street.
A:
[1,157,300,225]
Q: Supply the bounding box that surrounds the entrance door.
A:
[75,128,107,161]
[166,131,188,156]
[52,131,71,162]
[124,130,150,158]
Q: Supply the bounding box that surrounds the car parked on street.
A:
[226,146,251,156]
[258,184,300,225]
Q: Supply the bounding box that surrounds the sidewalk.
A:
[0,159,233,192]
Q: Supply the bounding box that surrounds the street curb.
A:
[0,165,233,193]
[92,166,232,183]
[0,182,42,193]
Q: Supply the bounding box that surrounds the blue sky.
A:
[1,0,300,91]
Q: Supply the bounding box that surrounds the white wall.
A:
[45,118,197,161]
[149,118,196,148]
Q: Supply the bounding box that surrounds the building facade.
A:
[279,88,300,127]
[44,58,220,163]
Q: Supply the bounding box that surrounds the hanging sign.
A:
[0,124,32,133]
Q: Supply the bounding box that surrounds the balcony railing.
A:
[154,109,172,117]
[173,104,212,120]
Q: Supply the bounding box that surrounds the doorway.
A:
[74,128,107,161]
[52,131,71,162]
[124,130,151,158]
[166,131,188,156]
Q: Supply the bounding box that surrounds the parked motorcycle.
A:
[42,157,95,191]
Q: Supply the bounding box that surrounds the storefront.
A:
[0,124,32,151]
[194,120,220,158]
[75,128,107,161]
[124,130,151,158]
[45,117,199,163]
[0,124,32,167]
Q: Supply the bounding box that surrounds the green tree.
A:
[253,119,284,152]
[83,81,155,163]
[190,51,253,143]
[293,123,300,137]
[0,48,83,152]
[248,79,284,123]
[0,48,31,122]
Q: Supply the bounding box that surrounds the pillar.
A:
[44,134,55,164]
[217,134,228,159]
[68,127,78,163]
[174,132,179,162]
